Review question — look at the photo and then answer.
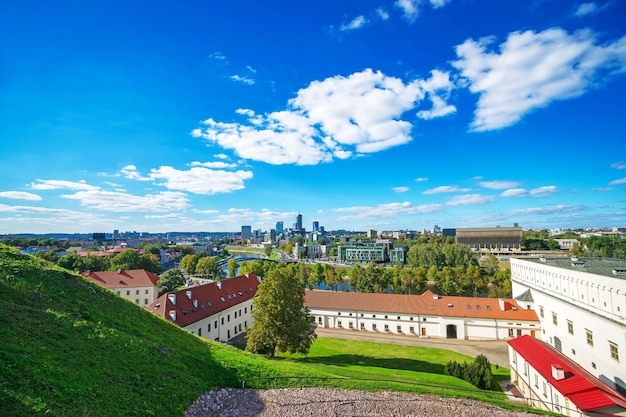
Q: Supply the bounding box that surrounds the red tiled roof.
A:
[304,289,538,321]
[81,269,160,288]
[147,273,260,328]
[508,335,626,411]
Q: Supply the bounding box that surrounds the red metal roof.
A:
[304,289,539,321]
[508,335,626,412]
[147,273,260,328]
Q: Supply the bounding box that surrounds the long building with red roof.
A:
[508,335,626,416]
[147,273,261,342]
[304,289,539,341]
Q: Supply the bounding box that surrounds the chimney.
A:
[498,298,505,311]
[551,365,565,380]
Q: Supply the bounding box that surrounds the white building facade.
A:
[305,290,539,342]
[510,257,626,395]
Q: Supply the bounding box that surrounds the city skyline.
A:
[1,1,625,234]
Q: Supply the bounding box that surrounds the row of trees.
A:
[36,249,163,274]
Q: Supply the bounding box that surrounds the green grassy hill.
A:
[0,245,330,416]
[1,245,525,417]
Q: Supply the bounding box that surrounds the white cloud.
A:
[415,70,457,119]
[609,177,626,186]
[453,28,626,131]
[529,185,559,197]
[230,74,255,85]
[395,0,421,22]
[376,8,390,20]
[62,190,190,212]
[214,153,229,160]
[415,177,428,182]
[423,185,471,194]
[611,161,626,170]
[148,166,253,195]
[190,161,237,169]
[479,180,522,190]
[340,15,368,31]
[193,69,456,165]
[505,205,585,217]
[333,201,444,220]
[194,209,219,215]
[429,0,450,8]
[120,165,151,181]
[592,187,612,192]
[393,186,410,193]
[575,2,598,16]
[500,188,528,197]
[209,52,228,62]
[30,179,99,191]
[0,191,42,201]
[446,194,496,206]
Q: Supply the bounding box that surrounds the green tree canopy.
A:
[227,258,239,278]
[246,267,316,357]
[109,249,143,271]
[157,268,187,294]
[140,253,162,274]
[195,256,224,280]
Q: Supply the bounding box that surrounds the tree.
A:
[311,263,324,288]
[196,256,224,280]
[180,253,201,274]
[246,267,316,357]
[264,245,273,258]
[110,249,142,271]
[227,258,239,278]
[157,268,186,293]
[140,253,162,274]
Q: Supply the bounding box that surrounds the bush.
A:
[444,354,493,390]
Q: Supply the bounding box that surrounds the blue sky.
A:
[1,0,625,234]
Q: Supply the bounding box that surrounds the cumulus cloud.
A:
[340,15,368,31]
[429,0,451,7]
[0,191,42,201]
[30,179,99,191]
[609,177,626,186]
[415,177,429,182]
[376,8,390,20]
[190,161,237,169]
[193,69,456,165]
[611,161,626,170]
[393,186,410,193]
[62,190,190,212]
[120,165,151,181]
[479,180,522,190]
[453,28,626,131]
[423,185,471,194]
[148,166,253,195]
[446,194,496,206]
[395,0,421,22]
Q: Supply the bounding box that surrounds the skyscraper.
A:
[241,225,252,239]
[312,221,319,232]
[295,214,303,232]
[276,221,283,234]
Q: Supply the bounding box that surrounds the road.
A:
[314,327,511,367]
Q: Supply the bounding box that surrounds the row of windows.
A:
[541,306,619,362]
[335,312,427,321]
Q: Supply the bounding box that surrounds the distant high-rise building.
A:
[241,225,252,239]
[312,221,319,232]
[296,214,303,232]
[276,221,284,234]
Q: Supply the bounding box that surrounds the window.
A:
[317,317,322,324]
[349,322,354,329]
[567,320,574,335]
[384,324,389,332]
[126,290,130,295]
[397,325,402,333]
[198,328,202,337]
[486,305,491,310]
[135,299,139,304]
[539,306,544,318]
[410,326,414,333]
[144,298,148,305]
[467,304,471,310]
[221,317,224,325]
[552,312,558,326]
[245,307,247,314]
[508,329,514,337]
[214,320,218,328]
[136,290,139,295]
[610,342,619,361]
[145,289,149,294]
[337,320,342,328]
[524,362,529,376]
[542,382,547,397]
[234,311,237,318]
[360,323,365,330]
[586,329,593,346]
[372,323,377,330]
[227,314,230,322]
[208,323,211,332]
[534,374,539,388]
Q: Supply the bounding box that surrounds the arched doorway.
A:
[446,324,458,339]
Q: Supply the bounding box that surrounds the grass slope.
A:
[0,245,535,416]
[0,245,326,416]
